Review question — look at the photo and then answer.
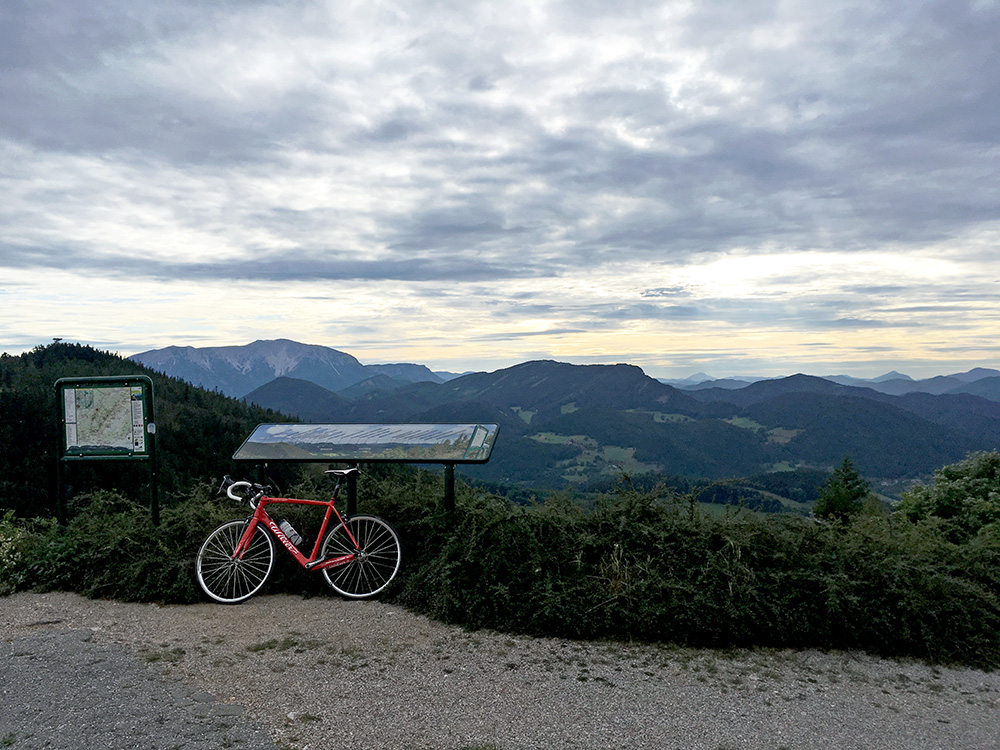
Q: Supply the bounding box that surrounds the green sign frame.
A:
[57,376,155,459]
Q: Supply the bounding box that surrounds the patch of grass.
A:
[141,646,185,664]
[511,407,535,424]
[247,637,302,653]
[725,417,766,431]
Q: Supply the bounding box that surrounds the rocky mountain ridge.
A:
[130,339,444,397]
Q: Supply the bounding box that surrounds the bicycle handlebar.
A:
[226,480,253,502]
[220,475,267,508]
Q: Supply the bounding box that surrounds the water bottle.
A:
[278,519,303,547]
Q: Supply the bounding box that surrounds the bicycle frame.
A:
[234,494,360,572]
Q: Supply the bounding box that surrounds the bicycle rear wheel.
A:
[320,515,401,598]
[196,519,274,604]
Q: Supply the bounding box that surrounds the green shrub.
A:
[7,485,247,603]
[0,510,29,595]
[814,456,872,521]
[898,451,1000,538]
[383,478,1000,668]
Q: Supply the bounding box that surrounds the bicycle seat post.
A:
[324,467,359,515]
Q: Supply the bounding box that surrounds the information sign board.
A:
[233,422,499,463]
[60,381,151,458]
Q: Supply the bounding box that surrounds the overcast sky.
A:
[2,0,998,378]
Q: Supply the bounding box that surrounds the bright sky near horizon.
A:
[2,0,999,379]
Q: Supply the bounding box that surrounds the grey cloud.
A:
[821,318,896,329]
[2,0,999,288]
[471,328,587,341]
[467,76,494,92]
[0,1,335,164]
[599,303,701,320]
[932,343,1000,354]
[0,241,537,283]
[182,255,533,283]
[880,305,980,314]
[360,114,429,144]
[844,285,913,295]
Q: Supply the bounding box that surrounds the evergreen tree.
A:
[814,456,871,522]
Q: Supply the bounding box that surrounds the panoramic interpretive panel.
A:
[233,423,499,463]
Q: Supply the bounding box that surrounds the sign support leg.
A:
[347,463,358,516]
[444,463,455,515]
[56,459,67,525]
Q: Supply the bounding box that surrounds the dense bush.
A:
[897,451,1000,538]
[383,482,1000,668]
[2,466,999,669]
[0,485,245,601]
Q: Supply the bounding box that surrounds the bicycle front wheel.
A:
[196,519,274,604]
[320,515,401,598]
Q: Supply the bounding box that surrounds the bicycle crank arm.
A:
[305,553,355,571]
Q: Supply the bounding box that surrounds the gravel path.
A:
[1,592,999,749]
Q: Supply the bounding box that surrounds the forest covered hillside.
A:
[242,359,1000,501]
[0,343,288,517]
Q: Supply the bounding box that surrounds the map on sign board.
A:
[233,423,499,463]
[62,384,148,456]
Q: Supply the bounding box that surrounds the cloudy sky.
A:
[2,0,998,378]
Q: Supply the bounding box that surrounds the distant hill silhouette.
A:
[950,376,1000,401]
[685,374,869,407]
[682,368,1000,400]
[243,377,347,423]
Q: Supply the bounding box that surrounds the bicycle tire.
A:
[320,514,401,598]
[196,519,275,604]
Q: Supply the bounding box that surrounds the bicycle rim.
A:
[196,520,274,604]
[320,515,401,598]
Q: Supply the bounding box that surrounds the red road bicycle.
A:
[195,468,401,604]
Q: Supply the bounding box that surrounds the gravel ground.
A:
[1,592,999,750]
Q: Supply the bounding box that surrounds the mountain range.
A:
[130,340,1000,497]
[131,339,449,398]
[662,368,1000,399]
